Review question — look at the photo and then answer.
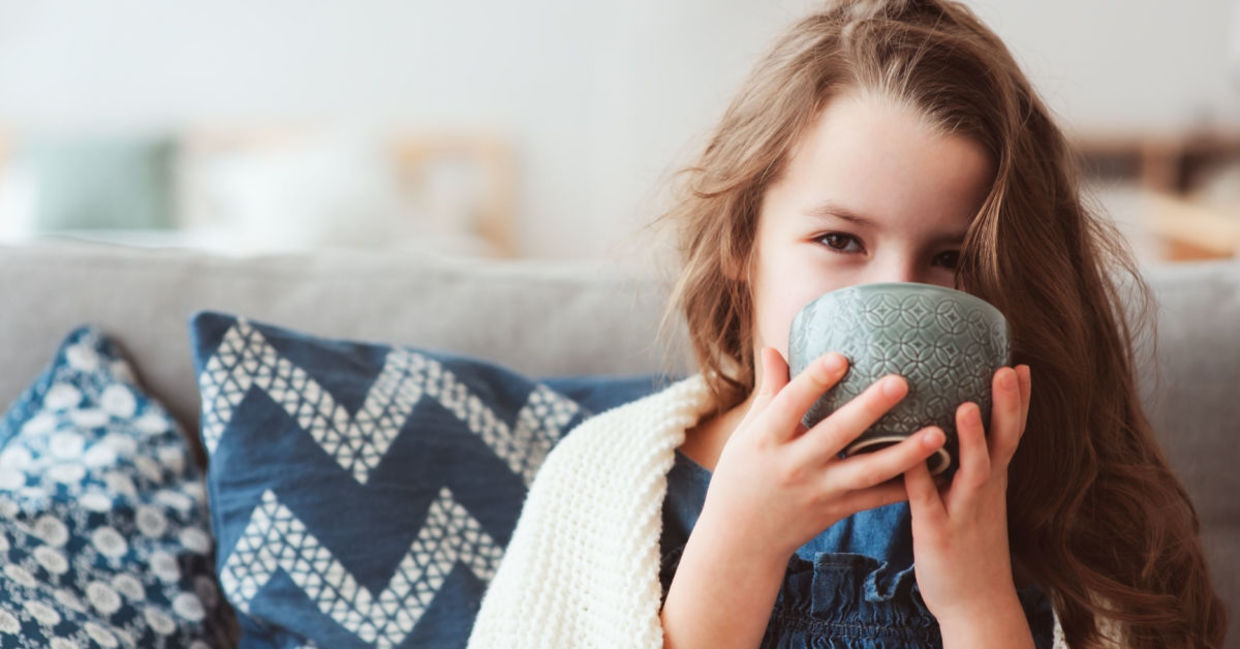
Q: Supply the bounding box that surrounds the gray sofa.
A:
[0,240,1235,646]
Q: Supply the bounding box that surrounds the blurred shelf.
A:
[1071,127,1240,195]
[1073,128,1240,263]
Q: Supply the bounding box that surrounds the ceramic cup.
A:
[787,282,1010,475]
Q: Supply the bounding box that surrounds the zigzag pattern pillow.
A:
[188,311,669,649]
[0,325,232,648]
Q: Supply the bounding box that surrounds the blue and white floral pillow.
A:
[189,310,670,649]
[0,326,233,648]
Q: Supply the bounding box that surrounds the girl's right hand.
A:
[698,346,947,564]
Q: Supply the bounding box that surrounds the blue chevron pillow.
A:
[188,310,673,649]
[0,325,233,648]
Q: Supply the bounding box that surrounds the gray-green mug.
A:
[787,282,1011,475]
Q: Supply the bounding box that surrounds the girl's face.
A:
[750,89,995,362]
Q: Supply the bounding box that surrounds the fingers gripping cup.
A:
[787,282,1011,476]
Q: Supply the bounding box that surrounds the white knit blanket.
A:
[465,373,1077,648]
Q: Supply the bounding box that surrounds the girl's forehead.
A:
[766,92,993,233]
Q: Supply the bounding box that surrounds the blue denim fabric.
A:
[660,449,1054,649]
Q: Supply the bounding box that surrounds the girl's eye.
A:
[933,250,960,270]
[817,233,961,271]
[817,233,862,253]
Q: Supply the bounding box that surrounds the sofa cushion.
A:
[188,310,671,648]
[0,325,233,648]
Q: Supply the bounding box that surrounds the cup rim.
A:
[819,281,979,299]
[798,281,1005,320]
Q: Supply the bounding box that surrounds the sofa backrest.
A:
[0,241,691,443]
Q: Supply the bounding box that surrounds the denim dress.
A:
[659,448,1056,649]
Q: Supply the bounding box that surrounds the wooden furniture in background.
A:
[0,125,521,257]
[1072,128,1240,262]
[390,132,517,258]
[1142,191,1240,261]
[179,125,520,257]
[1071,128,1240,195]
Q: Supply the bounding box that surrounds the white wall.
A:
[969,0,1240,131]
[0,0,1236,261]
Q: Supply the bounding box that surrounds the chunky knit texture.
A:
[466,373,1097,648]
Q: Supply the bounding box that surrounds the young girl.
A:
[466,1,1227,648]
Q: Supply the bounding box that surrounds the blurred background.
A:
[0,0,1238,268]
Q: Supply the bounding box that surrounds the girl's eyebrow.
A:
[804,200,968,244]
[805,201,875,226]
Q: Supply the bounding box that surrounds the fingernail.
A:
[821,353,846,373]
[965,403,981,425]
[922,428,944,447]
[999,368,1016,390]
[882,376,905,397]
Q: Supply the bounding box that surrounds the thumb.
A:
[737,347,781,430]
[753,347,789,404]
[737,347,788,434]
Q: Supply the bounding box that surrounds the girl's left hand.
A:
[903,364,1031,625]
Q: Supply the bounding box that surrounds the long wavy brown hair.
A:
[647,1,1227,647]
